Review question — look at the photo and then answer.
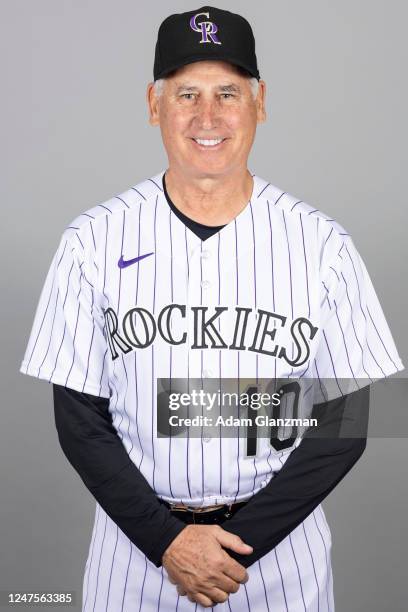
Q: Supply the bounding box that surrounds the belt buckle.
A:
[166,501,238,525]
[168,501,233,515]
[168,502,193,513]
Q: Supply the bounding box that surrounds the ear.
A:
[256,80,267,123]
[147,82,160,126]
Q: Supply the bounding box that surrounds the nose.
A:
[195,98,219,130]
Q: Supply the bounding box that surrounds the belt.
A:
[159,499,249,525]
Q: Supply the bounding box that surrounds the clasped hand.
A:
[162,524,253,608]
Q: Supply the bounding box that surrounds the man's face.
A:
[147,60,266,179]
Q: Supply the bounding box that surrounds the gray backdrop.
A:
[1,1,407,610]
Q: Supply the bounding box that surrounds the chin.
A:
[190,156,232,174]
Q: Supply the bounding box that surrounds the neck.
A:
[164,166,254,226]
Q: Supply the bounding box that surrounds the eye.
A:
[180,93,197,100]
[220,93,234,99]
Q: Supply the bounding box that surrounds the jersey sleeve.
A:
[19,229,111,398]
[313,229,404,401]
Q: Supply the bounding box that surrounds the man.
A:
[20,6,403,611]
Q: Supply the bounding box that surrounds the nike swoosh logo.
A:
[118,252,154,268]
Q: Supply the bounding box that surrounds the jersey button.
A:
[201,250,211,259]
[203,436,212,443]
[202,369,213,377]
[200,280,211,289]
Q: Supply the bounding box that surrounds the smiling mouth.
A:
[191,138,226,148]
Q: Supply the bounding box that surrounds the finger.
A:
[205,587,230,604]
[221,556,250,584]
[214,528,253,555]
[187,592,214,607]
[197,568,240,594]
[213,574,241,594]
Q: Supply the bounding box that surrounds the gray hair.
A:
[153,76,259,99]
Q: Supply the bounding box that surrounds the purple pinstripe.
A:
[274,548,289,611]
[300,215,311,318]
[366,305,399,370]
[313,509,332,612]
[217,231,223,495]
[321,330,343,395]
[199,240,205,504]
[342,251,387,376]
[105,524,119,612]
[27,239,69,373]
[302,523,321,612]
[257,560,271,612]
[233,219,241,504]
[168,208,175,499]
[120,542,133,612]
[333,298,358,381]
[83,505,101,610]
[92,513,108,612]
[249,200,259,489]
[138,557,148,612]
[289,533,307,611]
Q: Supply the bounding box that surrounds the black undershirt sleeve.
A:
[222,385,369,567]
[52,382,368,568]
[52,384,186,568]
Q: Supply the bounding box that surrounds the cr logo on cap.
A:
[189,12,222,45]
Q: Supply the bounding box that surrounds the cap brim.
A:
[155,54,260,80]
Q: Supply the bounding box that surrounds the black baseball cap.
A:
[153,6,260,81]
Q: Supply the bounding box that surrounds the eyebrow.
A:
[219,84,241,93]
[175,83,242,93]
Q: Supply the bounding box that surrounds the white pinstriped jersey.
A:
[20,171,403,611]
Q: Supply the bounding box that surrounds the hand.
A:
[162,524,253,608]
